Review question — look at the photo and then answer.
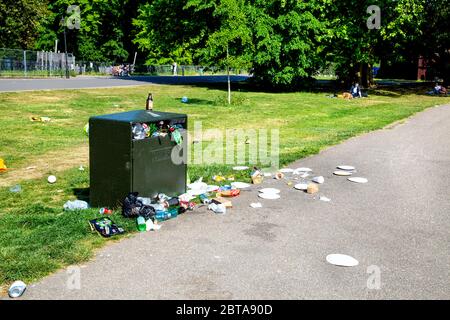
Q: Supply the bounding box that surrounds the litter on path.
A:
[294,183,308,191]
[259,193,280,200]
[231,182,251,189]
[312,176,325,184]
[8,281,27,298]
[326,254,359,267]
[259,188,280,194]
[319,196,331,202]
[279,168,294,173]
[348,177,368,184]
[337,165,355,171]
[333,170,353,176]
[250,202,263,208]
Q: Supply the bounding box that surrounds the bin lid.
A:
[90,110,187,123]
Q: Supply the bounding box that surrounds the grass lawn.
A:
[0,82,449,293]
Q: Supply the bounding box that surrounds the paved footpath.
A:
[0,75,249,92]
[13,104,450,300]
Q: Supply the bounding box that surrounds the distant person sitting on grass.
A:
[428,83,448,96]
[350,83,362,98]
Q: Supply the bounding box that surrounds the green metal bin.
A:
[89,110,187,207]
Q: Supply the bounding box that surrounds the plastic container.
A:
[137,216,146,231]
[155,208,178,221]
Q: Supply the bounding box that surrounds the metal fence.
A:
[0,48,76,77]
[0,48,249,78]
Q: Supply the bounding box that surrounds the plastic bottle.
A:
[137,216,146,231]
[199,194,211,204]
[155,208,178,221]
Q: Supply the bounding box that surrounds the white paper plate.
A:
[206,185,220,192]
[233,166,249,171]
[279,168,294,173]
[326,254,359,267]
[294,167,313,174]
[333,170,353,176]
[294,183,308,190]
[337,165,355,171]
[348,177,368,184]
[187,181,207,190]
[312,176,325,184]
[231,182,251,189]
[259,188,280,194]
[258,193,281,200]
[263,172,273,177]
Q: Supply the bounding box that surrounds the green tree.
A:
[0,0,49,49]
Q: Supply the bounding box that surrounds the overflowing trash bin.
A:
[89,110,187,207]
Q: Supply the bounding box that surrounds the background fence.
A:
[0,48,249,78]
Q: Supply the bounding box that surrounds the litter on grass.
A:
[47,175,57,184]
[326,254,359,267]
[9,185,22,193]
[233,166,249,171]
[0,158,7,171]
[64,200,89,211]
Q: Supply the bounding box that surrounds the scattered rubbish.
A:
[216,189,240,198]
[312,176,325,184]
[348,177,368,184]
[279,168,294,173]
[259,188,280,194]
[293,167,312,174]
[155,208,178,221]
[206,185,219,192]
[30,116,51,122]
[212,197,233,208]
[233,166,249,171]
[199,194,212,204]
[89,217,125,238]
[137,216,147,232]
[8,281,27,298]
[258,192,280,200]
[326,254,359,267]
[63,200,89,211]
[146,93,154,110]
[99,207,113,215]
[294,183,308,191]
[231,182,251,189]
[307,183,319,194]
[274,172,285,180]
[146,218,161,231]
[187,179,208,196]
[0,158,7,172]
[251,168,264,184]
[212,175,226,182]
[79,165,85,171]
[26,166,37,170]
[337,165,355,171]
[181,96,189,103]
[84,123,89,136]
[250,202,263,208]
[47,175,57,184]
[208,202,227,214]
[333,170,352,176]
[319,196,331,202]
[9,185,22,193]
[263,172,272,177]
[226,175,235,181]
[122,192,156,220]
[179,193,195,202]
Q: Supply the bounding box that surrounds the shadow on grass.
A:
[173,97,216,106]
[73,187,90,202]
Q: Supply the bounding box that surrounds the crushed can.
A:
[99,207,113,215]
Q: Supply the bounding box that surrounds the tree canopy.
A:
[1,0,448,86]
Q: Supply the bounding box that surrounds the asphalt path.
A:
[0,75,249,92]
[8,104,450,300]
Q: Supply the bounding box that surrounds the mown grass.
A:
[0,83,449,291]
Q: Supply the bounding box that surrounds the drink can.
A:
[99,207,113,215]
[8,281,26,298]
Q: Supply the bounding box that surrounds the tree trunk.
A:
[227,45,231,105]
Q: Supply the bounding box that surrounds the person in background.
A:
[172,62,178,76]
[433,83,442,94]
[350,83,362,98]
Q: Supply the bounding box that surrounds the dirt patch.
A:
[0,144,88,187]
